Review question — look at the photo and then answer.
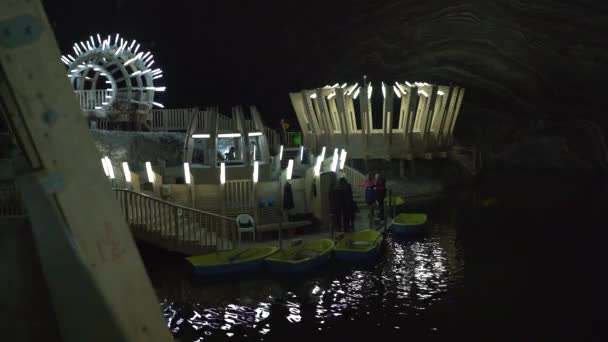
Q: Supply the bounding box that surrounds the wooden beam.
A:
[0,1,172,341]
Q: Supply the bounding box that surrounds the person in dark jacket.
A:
[374,173,386,219]
[283,181,295,211]
[330,181,345,230]
[339,177,355,232]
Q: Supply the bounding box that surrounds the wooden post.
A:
[0,1,172,339]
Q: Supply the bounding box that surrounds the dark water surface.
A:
[140,174,608,341]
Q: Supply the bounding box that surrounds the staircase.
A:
[114,189,236,254]
[280,148,300,169]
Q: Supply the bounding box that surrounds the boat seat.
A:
[352,241,373,246]
[236,214,255,242]
[292,249,319,259]
[257,220,311,233]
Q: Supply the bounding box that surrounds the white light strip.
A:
[368,83,373,99]
[105,157,115,179]
[438,90,445,96]
[405,81,413,87]
[134,43,140,53]
[217,133,241,138]
[122,162,131,183]
[327,92,336,100]
[418,89,429,97]
[101,158,109,176]
[330,148,339,172]
[339,149,347,170]
[184,163,191,184]
[144,54,153,63]
[279,145,283,160]
[253,144,257,160]
[300,145,304,161]
[248,132,263,136]
[382,83,386,98]
[341,83,348,88]
[145,161,155,183]
[314,155,323,176]
[97,34,102,45]
[124,57,137,66]
[286,159,294,180]
[152,101,164,108]
[146,60,155,68]
[129,40,136,50]
[142,51,151,59]
[310,93,317,99]
[153,74,163,79]
[220,162,226,184]
[253,161,259,183]
[332,83,339,88]
[393,85,402,98]
[115,33,120,45]
[353,87,360,99]
[192,133,210,138]
[320,146,326,160]
[346,83,359,95]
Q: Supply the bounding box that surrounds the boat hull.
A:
[265,251,332,273]
[391,222,426,236]
[190,259,265,277]
[334,245,381,262]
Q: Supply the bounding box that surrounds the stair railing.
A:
[113,189,237,251]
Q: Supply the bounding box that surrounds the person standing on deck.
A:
[279,118,290,146]
[374,173,387,220]
[359,173,376,214]
[331,181,345,231]
[340,177,356,232]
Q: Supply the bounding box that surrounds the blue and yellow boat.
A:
[265,239,334,273]
[186,246,279,277]
[334,230,383,262]
[391,213,427,236]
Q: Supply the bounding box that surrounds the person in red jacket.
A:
[359,174,375,207]
[374,173,386,219]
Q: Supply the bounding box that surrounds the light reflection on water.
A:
[149,212,464,341]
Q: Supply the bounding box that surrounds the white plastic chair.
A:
[236,214,256,242]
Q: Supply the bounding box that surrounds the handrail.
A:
[113,188,236,251]
[113,188,235,221]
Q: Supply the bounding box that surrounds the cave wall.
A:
[296,0,607,138]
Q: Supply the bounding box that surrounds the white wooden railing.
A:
[342,165,367,196]
[113,189,237,251]
[224,179,253,212]
[74,90,112,110]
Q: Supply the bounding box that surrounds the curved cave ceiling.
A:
[279,0,608,130]
[46,0,608,132]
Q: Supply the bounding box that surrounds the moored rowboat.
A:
[334,229,383,262]
[265,239,334,273]
[186,246,279,277]
[391,213,427,236]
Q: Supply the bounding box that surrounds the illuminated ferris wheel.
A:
[60,33,165,117]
